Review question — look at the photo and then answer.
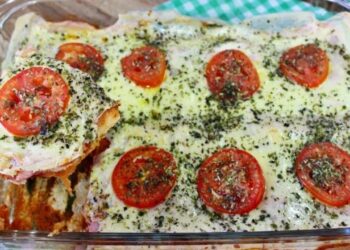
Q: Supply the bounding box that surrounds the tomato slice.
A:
[111,146,177,209]
[279,44,329,88]
[121,46,166,88]
[295,142,350,207]
[0,67,70,137]
[205,50,260,102]
[197,148,265,215]
[55,43,104,80]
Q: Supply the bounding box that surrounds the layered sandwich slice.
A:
[0,55,119,190]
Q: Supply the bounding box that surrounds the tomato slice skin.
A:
[205,49,260,101]
[197,148,265,215]
[55,43,104,80]
[0,67,70,137]
[279,44,329,88]
[295,142,350,207]
[112,146,177,209]
[121,46,167,88]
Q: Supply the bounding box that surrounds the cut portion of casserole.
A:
[0,55,119,189]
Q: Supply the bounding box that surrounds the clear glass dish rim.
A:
[0,0,349,244]
[0,228,350,244]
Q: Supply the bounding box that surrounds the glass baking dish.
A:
[0,0,350,248]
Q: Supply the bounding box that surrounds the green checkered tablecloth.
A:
[155,0,333,23]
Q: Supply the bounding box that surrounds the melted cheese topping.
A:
[6,11,350,232]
